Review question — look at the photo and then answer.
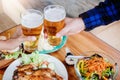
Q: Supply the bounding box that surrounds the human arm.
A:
[0,36,36,50]
[80,0,120,31]
[56,17,85,37]
[56,0,120,37]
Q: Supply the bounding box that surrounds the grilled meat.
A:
[17,64,33,72]
[13,64,63,80]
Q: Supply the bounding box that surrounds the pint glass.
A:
[21,9,43,52]
[44,5,66,46]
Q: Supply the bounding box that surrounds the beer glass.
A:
[21,9,43,52]
[44,5,66,46]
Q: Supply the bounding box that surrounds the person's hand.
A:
[0,26,36,50]
[56,17,85,37]
[0,35,36,50]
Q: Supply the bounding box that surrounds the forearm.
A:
[0,40,12,50]
[0,38,22,50]
[0,36,36,50]
[73,17,85,32]
[79,0,120,31]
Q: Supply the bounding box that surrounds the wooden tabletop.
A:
[0,26,120,80]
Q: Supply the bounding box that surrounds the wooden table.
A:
[0,26,120,80]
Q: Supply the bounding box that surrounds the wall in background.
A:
[2,0,26,24]
[0,0,3,14]
[19,0,104,17]
[1,0,104,24]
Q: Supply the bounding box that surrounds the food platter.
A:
[3,54,68,80]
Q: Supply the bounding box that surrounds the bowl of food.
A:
[74,51,118,80]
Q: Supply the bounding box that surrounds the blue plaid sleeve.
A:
[79,0,120,31]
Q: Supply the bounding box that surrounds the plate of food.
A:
[74,51,118,80]
[3,51,68,80]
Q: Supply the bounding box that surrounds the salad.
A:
[0,50,22,60]
[20,51,55,70]
[77,54,116,80]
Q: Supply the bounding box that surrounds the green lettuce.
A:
[5,50,22,59]
[21,51,44,65]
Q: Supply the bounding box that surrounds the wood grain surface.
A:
[0,26,120,80]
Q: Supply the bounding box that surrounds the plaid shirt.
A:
[79,0,120,31]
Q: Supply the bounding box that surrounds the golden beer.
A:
[44,5,66,46]
[22,25,42,36]
[21,9,43,52]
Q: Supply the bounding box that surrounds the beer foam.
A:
[21,13,43,28]
[45,8,65,22]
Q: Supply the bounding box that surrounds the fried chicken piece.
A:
[31,68,63,80]
[17,64,33,72]
[13,67,63,80]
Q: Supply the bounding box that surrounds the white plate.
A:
[3,54,68,80]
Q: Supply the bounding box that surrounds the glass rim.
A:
[43,5,66,22]
[21,9,43,21]
[44,5,66,14]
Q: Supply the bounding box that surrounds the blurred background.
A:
[0,0,120,51]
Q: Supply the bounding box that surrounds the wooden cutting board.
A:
[0,59,14,69]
